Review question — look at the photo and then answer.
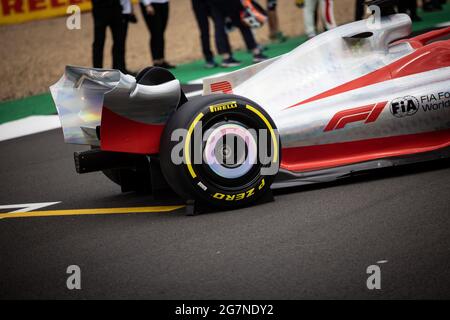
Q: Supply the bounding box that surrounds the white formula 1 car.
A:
[50,13,450,210]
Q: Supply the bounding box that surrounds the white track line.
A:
[0,202,61,213]
[0,115,61,142]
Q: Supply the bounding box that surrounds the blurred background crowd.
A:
[94,0,448,75]
[0,0,448,101]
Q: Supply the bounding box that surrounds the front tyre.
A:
[160,94,280,209]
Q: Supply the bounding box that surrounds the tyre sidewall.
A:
[160,94,279,209]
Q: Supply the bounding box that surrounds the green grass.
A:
[412,4,450,32]
[0,93,55,125]
[1,3,449,125]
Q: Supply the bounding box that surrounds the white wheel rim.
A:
[203,123,257,179]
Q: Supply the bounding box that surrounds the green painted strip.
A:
[0,93,56,125]
[413,4,450,32]
[0,3,448,125]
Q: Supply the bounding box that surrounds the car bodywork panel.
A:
[50,14,450,190]
[50,66,180,152]
[204,14,450,174]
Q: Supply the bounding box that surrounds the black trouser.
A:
[267,0,277,11]
[140,2,169,61]
[398,0,418,16]
[192,0,214,61]
[423,0,444,8]
[355,0,365,20]
[209,0,257,55]
[360,0,399,18]
[92,0,127,72]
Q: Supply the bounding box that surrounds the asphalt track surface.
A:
[1,84,450,300]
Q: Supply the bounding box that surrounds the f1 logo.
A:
[324,101,387,132]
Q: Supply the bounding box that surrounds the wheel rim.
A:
[203,123,257,179]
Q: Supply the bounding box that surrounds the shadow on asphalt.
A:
[79,158,450,217]
[272,158,450,197]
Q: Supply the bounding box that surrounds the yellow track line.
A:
[0,205,185,220]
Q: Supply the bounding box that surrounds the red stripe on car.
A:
[281,129,450,172]
[285,38,450,110]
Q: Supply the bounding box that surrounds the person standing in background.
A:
[303,0,336,39]
[355,0,366,21]
[423,0,444,11]
[209,0,268,66]
[398,0,421,21]
[140,0,176,69]
[267,0,287,42]
[191,0,219,68]
[92,0,127,73]
[355,0,395,21]
[119,0,137,74]
[356,0,422,22]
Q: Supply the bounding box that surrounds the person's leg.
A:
[398,0,420,20]
[158,2,169,62]
[355,0,365,21]
[224,0,267,62]
[149,3,166,63]
[397,0,411,13]
[192,0,214,62]
[140,2,156,63]
[110,12,127,72]
[408,0,421,20]
[226,0,258,51]
[231,4,268,62]
[209,0,232,56]
[378,0,398,15]
[423,0,442,11]
[320,0,336,31]
[409,0,418,13]
[122,20,129,69]
[151,3,175,68]
[92,6,107,68]
[209,0,242,67]
[267,0,286,42]
[236,23,258,52]
[304,0,317,38]
[139,2,168,66]
[432,0,443,10]
[267,0,278,37]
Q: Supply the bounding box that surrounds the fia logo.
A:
[366,260,387,290]
[390,96,419,118]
